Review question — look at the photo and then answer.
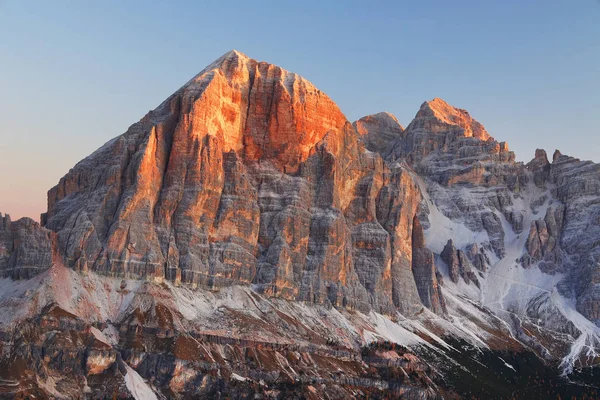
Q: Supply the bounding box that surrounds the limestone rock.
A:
[522,204,565,272]
[352,112,404,157]
[411,216,446,314]
[440,239,479,286]
[527,149,551,188]
[546,152,600,323]
[4,49,600,395]
[441,239,460,283]
[0,213,56,279]
[366,98,526,259]
[464,243,488,272]
[40,50,430,315]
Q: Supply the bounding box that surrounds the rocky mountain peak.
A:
[352,112,404,155]
[38,50,437,319]
[527,149,551,187]
[355,111,402,130]
[553,149,563,161]
[188,49,250,78]
[377,99,516,191]
[413,97,490,140]
[160,49,348,172]
[3,51,600,399]
[533,148,550,164]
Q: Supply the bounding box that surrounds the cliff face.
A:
[0,213,56,279]
[38,50,429,315]
[524,150,600,323]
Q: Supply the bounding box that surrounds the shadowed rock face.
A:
[38,50,430,316]
[353,112,404,157]
[532,153,600,323]
[0,213,56,279]
[440,239,479,287]
[411,216,446,314]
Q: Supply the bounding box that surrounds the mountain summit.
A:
[162,49,348,171]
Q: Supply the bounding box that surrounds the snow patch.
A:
[89,327,112,346]
[231,372,248,382]
[553,293,600,374]
[124,364,158,400]
[413,176,489,253]
[498,357,516,371]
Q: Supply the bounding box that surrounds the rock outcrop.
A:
[522,204,565,272]
[527,151,600,323]
[0,213,56,279]
[464,243,488,273]
[527,149,551,188]
[411,216,446,314]
[353,112,404,157]
[440,239,479,286]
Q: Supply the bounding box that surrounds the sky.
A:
[1,0,599,221]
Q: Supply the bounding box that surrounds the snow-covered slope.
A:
[417,175,600,374]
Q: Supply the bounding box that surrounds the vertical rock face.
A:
[375,166,426,313]
[441,240,460,283]
[440,239,479,286]
[535,152,600,323]
[522,204,565,272]
[465,243,488,273]
[39,50,429,315]
[411,216,446,314]
[527,149,551,188]
[0,213,56,279]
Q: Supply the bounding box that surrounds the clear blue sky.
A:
[1,0,599,220]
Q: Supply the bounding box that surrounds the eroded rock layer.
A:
[0,213,56,279]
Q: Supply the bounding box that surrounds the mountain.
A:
[0,50,599,399]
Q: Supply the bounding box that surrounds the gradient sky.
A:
[1,0,599,221]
